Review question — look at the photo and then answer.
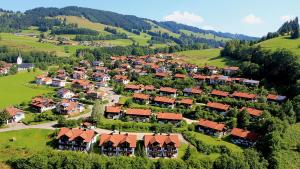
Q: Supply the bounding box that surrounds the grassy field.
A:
[0,129,54,161]
[273,123,300,169]
[180,30,231,42]
[175,49,236,67]
[0,71,54,109]
[258,36,300,58]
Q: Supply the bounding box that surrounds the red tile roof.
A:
[159,87,177,93]
[224,66,239,71]
[72,79,92,86]
[154,96,176,104]
[193,74,208,80]
[155,72,168,77]
[114,75,128,80]
[144,134,180,148]
[133,93,150,100]
[105,106,121,114]
[180,98,193,105]
[231,128,259,140]
[57,128,97,143]
[232,91,256,99]
[31,97,55,108]
[174,74,186,78]
[198,119,225,131]
[207,102,230,111]
[5,107,24,116]
[211,90,229,97]
[125,108,151,116]
[125,84,141,90]
[144,85,155,91]
[241,107,263,117]
[99,134,137,148]
[156,112,183,121]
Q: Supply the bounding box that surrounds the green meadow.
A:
[0,71,54,109]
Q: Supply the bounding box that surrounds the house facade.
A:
[104,106,122,119]
[124,109,151,122]
[230,128,258,147]
[56,100,84,115]
[197,119,225,137]
[5,107,25,123]
[31,97,56,113]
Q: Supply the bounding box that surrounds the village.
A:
[0,52,288,158]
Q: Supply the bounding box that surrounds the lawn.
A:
[175,49,236,67]
[178,143,220,161]
[258,36,300,59]
[0,71,54,109]
[0,129,54,161]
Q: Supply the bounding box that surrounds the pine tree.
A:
[183,145,191,161]
[291,17,299,39]
[237,109,250,128]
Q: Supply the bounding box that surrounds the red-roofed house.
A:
[174,74,186,79]
[99,133,137,156]
[125,84,142,93]
[72,80,94,91]
[144,134,180,158]
[230,128,259,147]
[133,93,150,104]
[153,96,176,108]
[183,87,202,96]
[267,94,286,103]
[143,85,155,92]
[156,112,182,125]
[30,97,56,113]
[124,109,151,122]
[197,119,226,137]
[104,106,122,119]
[56,127,98,151]
[240,107,263,118]
[159,87,177,98]
[155,72,168,79]
[113,75,130,85]
[223,66,239,76]
[211,90,229,98]
[56,100,84,115]
[206,102,230,113]
[4,107,25,123]
[232,91,257,101]
[178,98,193,108]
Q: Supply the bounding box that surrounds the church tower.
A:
[17,51,22,65]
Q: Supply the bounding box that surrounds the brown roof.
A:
[31,97,55,108]
[133,93,150,100]
[156,112,182,121]
[72,79,92,86]
[211,90,229,97]
[193,74,208,80]
[224,66,239,71]
[180,98,193,105]
[99,134,137,148]
[174,74,186,78]
[154,96,176,104]
[241,107,263,117]
[5,107,24,116]
[57,128,97,143]
[159,87,177,93]
[231,128,259,140]
[105,106,121,114]
[125,109,151,116]
[155,72,168,77]
[144,85,155,91]
[144,135,180,148]
[125,84,141,90]
[114,75,128,80]
[198,119,225,131]
[58,99,79,111]
[232,91,257,99]
[207,102,230,111]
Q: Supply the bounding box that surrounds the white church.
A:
[17,52,34,71]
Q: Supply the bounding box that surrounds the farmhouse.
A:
[156,112,182,125]
[113,75,130,84]
[144,134,180,158]
[56,100,84,115]
[133,93,150,104]
[99,133,137,156]
[230,128,259,147]
[104,106,122,119]
[56,127,98,151]
[35,75,52,85]
[4,107,25,124]
[159,87,177,97]
[30,97,56,113]
[153,96,176,108]
[197,119,225,137]
[206,102,230,114]
[232,91,257,101]
[72,80,94,91]
[57,88,75,99]
[124,108,151,122]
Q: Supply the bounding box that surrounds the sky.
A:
[1,0,300,37]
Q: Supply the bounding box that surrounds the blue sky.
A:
[1,0,300,37]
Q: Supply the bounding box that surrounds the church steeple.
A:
[17,51,22,65]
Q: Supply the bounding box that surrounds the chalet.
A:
[56,100,84,115]
[197,119,225,137]
[267,94,286,103]
[51,78,66,87]
[80,122,95,129]
[153,96,176,108]
[232,91,257,101]
[193,74,208,84]
[92,72,110,83]
[56,70,68,80]
[4,107,25,124]
[143,85,155,92]
[92,61,104,67]
[94,66,108,73]
[241,107,263,118]
[56,127,98,151]
[114,68,127,75]
[72,80,94,91]
[155,72,168,79]
[156,112,182,125]
[204,65,218,75]
[230,128,259,147]
[223,66,239,76]
[113,75,130,85]
[243,79,260,86]
[30,97,56,113]
[72,71,87,80]
[57,88,75,99]
[183,87,203,96]
[125,84,142,93]
[124,109,151,122]
[79,60,91,68]
[178,98,193,108]
[104,106,122,119]
[159,87,177,98]
[174,74,186,79]
[144,134,180,158]
[99,133,137,156]
[211,90,229,98]
[35,75,52,85]
[133,93,150,104]
[206,102,230,114]
[86,91,107,100]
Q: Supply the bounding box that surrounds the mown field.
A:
[0,71,54,109]
[259,36,300,59]
[175,49,236,67]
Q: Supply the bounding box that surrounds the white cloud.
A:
[242,14,263,25]
[163,11,204,27]
[280,15,295,22]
